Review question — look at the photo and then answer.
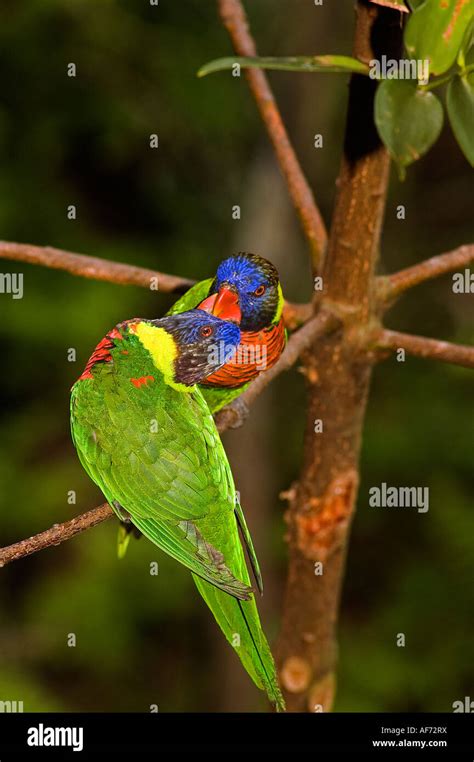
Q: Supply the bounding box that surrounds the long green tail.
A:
[192,574,285,711]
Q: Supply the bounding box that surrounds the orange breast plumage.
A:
[203,319,286,389]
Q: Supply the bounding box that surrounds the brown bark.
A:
[0,240,194,294]
[275,1,403,712]
[377,329,474,369]
[0,504,113,567]
[378,243,474,305]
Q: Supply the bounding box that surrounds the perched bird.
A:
[168,252,286,412]
[70,310,284,710]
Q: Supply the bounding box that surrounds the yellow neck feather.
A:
[133,322,196,393]
[274,283,284,324]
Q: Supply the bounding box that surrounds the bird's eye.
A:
[200,325,214,338]
[254,284,266,297]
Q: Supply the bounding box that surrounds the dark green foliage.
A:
[447,73,474,166]
[374,81,443,177]
[201,0,474,176]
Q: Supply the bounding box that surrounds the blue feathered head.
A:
[198,252,282,332]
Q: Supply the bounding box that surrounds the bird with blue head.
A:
[168,252,286,411]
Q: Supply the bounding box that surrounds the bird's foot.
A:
[113,502,142,540]
[113,501,132,523]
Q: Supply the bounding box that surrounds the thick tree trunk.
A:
[275,1,403,712]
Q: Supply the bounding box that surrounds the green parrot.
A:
[167,252,286,413]
[70,309,284,710]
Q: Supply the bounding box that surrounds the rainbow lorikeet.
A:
[167,252,286,413]
[70,310,284,710]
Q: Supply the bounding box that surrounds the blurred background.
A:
[0,0,472,712]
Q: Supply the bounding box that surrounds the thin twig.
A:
[0,504,113,568]
[217,0,328,271]
[0,240,194,293]
[0,311,337,568]
[377,329,474,369]
[378,244,474,305]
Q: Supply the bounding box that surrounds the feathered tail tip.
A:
[117,521,143,559]
[233,600,285,711]
[117,523,132,560]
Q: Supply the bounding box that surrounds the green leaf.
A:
[458,18,474,65]
[198,55,369,78]
[447,73,474,165]
[405,0,474,75]
[374,80,444,175]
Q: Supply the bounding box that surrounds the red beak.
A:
[197,286,242,324]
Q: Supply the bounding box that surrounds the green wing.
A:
[166,278,213,316]
[199,384,250,413]
[71,372,251,599]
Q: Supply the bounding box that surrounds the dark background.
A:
[0,0,472,712]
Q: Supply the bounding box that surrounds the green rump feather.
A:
[70,322,284,710]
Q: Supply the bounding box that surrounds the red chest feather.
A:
[203,319,286,389]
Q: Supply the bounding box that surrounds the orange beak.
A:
[197,286,242,324]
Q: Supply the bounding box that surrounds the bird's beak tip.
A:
[197,286,242,324]
[196,293,217,315]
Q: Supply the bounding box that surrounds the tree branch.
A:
[0,504,113,568]
[378,244,474,305]
[0,310,337,568]
[217,0,328,272]
[0,239,310,327]
[0,240,194,294]
[377,329,474,369]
